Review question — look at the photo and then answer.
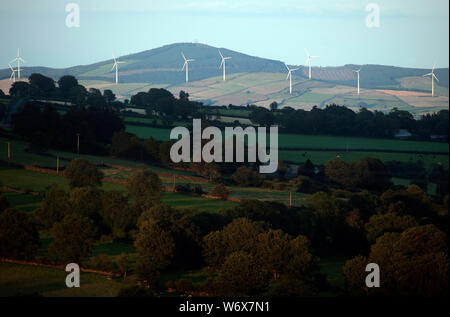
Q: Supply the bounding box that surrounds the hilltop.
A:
[0,43,448,113]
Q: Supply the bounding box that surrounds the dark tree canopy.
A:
[64,159,103,189]
[0,208,39,260]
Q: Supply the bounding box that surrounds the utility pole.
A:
[76,133,80,155]
[56,155,60,175]
[7,142,11,161]
[289,191,292,207]
[173,174,176,190]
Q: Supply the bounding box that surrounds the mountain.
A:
[1,42,448,88]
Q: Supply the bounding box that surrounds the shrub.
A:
[210,184,229,200]
[90,254,115,272]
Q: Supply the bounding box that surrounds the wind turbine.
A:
[181,52,195,83]
[8,63,16,82]
[423,64,439,97]
[305,49,319,80]
[353,68,361,96]
[218,50,231,81]
[10,48,25,80]
[285,63,300,94]
[111,55,125,84]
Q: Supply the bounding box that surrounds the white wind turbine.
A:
[181,52,195,83]
[8,63,16,82]
[353,68,361,96]
[218,50,231,81]
[111,55,125,85]
[305,49,319,80]
[423,64,439,97]
[10,48,25,80]
[285,63,300,94]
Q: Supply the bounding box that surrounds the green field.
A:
[123,124,448,155]
[0,262,124,297]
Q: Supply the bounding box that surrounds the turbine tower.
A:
[111,55,125,85]
[10,48,25,80]
[353,69,361,96]
[285,63,300,94]
[423,64,439,97]
[181,52,195,83]
[8,63,16,82]
[305,49,319,80]
[218,50,231,81]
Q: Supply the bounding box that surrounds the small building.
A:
[394,129,412,139]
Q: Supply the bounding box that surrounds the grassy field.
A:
[0,262,124,297]
[122,124,448,153]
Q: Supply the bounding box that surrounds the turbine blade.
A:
[218,50,223,59]
[219,60,224,69]
[286,72,290,80]
[182,62,186,71]
[181,52,186,61]
[284,63,290,71]
[433,73,439,82]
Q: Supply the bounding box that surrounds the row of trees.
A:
[12,102,124,154]
[249,104,449,140]
[7,74,121,109]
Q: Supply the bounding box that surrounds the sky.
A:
[0,0,448,69]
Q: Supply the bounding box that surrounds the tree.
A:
[354,157,391,191]
[48,214,96,263]
[217,251,268,296]
[64,159,103,189]
[29,73,55,98]
[34,185,69,229]
[0,208,39,260]
[134,219,175,272]
[232,166,262,186]
[103,89,116,103]
[9,82,30,97]
[345,224,449,296]
[137,204,202,269]
[126,168,163,209]
[325,158,356,189]
[58,75,79,99]
[343,255,369,296]
[254,229,291,280]
[365,213,418,243]
[202,218,266,268]
[269,101,278,111]
[68,187,103,229]
[90,254,115,271]
[101,191,139,239]
[210,183,229,200]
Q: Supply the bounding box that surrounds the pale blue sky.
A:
[0,0,448,69]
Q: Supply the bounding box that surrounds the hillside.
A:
[0,43,448,113]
